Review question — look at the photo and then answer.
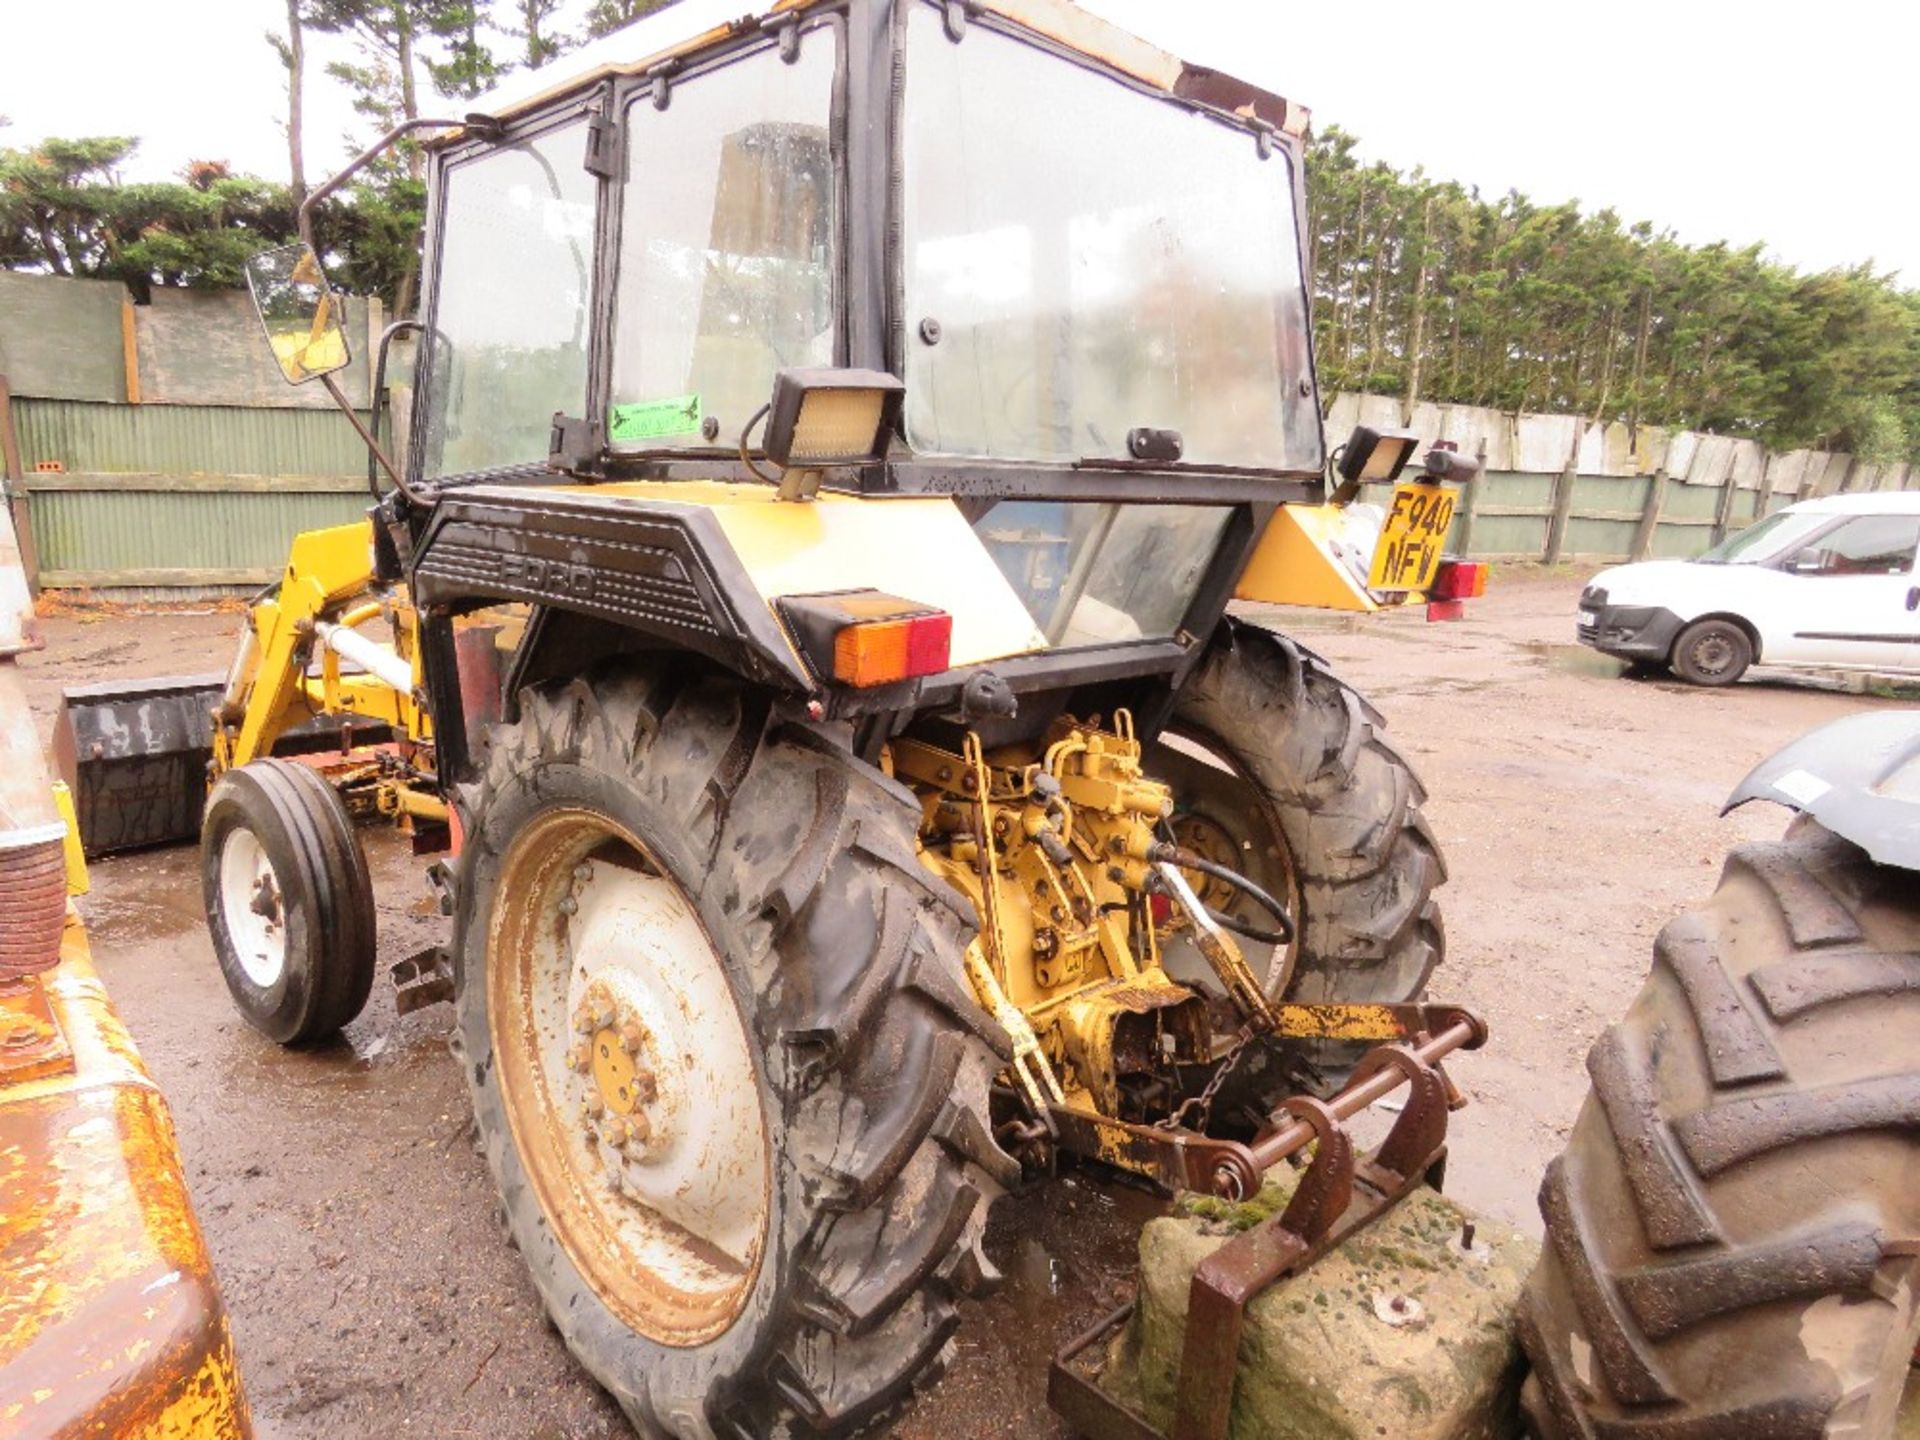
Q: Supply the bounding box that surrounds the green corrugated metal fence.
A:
[26,476,370,590]
[14,399,373,595]
[14,398,374,477]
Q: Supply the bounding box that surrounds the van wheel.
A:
[1519,822,1920,1439]
[453,666,1015,1437]
[202,758,376,1044]
[1670,618,1752,685]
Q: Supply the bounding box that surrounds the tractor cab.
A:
[214,0,1476,752]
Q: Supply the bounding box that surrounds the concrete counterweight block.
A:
[1101,1172,1540,1440]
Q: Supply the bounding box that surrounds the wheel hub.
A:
[488,817,770,1344]
[1171,811,1242,912]
[218,827,288,988]
[568,971,672,1165]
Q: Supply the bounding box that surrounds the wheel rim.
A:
[1148,725,1303,1009]
[487,808,770,1347]
[218,826,288,988]
[1691,631,1736,677]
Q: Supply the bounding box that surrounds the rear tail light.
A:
[1431,560,1488,602]
[777,591,954,688]
[832,611,952,687]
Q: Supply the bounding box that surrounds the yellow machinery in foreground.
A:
[0,506,251,1438]
[54,3,1502,1437]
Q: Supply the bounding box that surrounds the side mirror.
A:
[245,243,351,386]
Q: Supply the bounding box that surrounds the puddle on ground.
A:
[81,845,208,945]
[1520,641,1631,680]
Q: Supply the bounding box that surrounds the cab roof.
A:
[450,0,1306,140]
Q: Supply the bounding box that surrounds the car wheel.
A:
[1670,618,1752,686]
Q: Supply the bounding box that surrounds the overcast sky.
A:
[3,0,1914,285]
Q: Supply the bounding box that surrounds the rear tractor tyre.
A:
[452,666,1015,1439]
[201,758,377,1045]
[1519,823,1920,1439]
[1147,621,1446,1108]
[1670,617,1752,686]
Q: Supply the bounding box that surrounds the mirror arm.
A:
[297,114,497,248]
[320,372,421,506]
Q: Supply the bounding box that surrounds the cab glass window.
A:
[902,6,1321,472]
[973,502,1231,646]
[1785,515,1920,576]
[609,32,838,452]
[422,119,598,479]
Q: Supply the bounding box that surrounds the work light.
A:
[763,368,905,472]
[1338,425,1421,486]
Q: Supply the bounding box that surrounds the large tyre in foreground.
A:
[1520,823,1920,1439]
[1147,621,1446,1109]
[452,666,1015,1438]
[202,757,376,1044]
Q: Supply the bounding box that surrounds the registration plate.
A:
[1367,481,1457,593]
[1578,610,1598,627]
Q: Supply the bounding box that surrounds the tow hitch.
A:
[1047,1005,1487,1440]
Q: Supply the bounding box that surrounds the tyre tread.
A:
[1520,827,1920,1439]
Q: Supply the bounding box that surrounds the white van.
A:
[1577,492,1920,685]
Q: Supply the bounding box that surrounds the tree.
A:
[266,0,309,207]
[303,0,510,314]
[583,0,674,41]
[508,0,568,67]
[1302,127,1920,462]
[0,138,299,300]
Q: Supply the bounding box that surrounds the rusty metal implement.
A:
[0,913,253,1438]
[1048,1010,1486,1440]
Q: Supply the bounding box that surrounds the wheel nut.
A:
[573,862,593,883]
[602,1117,627,1147]
[558,895,578,916]
[626,1109,652,1146]
[629,1068,657,1106]
[573,1010,594,1036]
[619,1019,644,1054]
[566,1041,590,1073]
[584,1094,605,1120]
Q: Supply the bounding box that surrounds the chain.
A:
[1159,1030,1256,1134]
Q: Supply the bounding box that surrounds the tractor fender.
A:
[412,484,813,692]
[1722,709,1920,872]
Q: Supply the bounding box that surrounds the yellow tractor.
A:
[58,2,1499,1435]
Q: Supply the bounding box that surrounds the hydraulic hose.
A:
[1149,842,1295,947]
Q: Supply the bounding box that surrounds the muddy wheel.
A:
[1670,617,1752,686]
[1519,822,1920,1439]
[1147,621,1446,1109]
[201,758,376,1045]
[453,666,1015,1438]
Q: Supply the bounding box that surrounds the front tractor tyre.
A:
[1519,822,1920,1439]
[1147,622,1447,1106]
[453,667,1015,1439]
[202,758,377,1045]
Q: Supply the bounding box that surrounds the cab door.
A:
[1771,513,1920,671]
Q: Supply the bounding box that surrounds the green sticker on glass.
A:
[611,394,703,442]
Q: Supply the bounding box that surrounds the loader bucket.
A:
[52,673,224,857]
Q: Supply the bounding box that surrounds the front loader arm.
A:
[216,520,422,773]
